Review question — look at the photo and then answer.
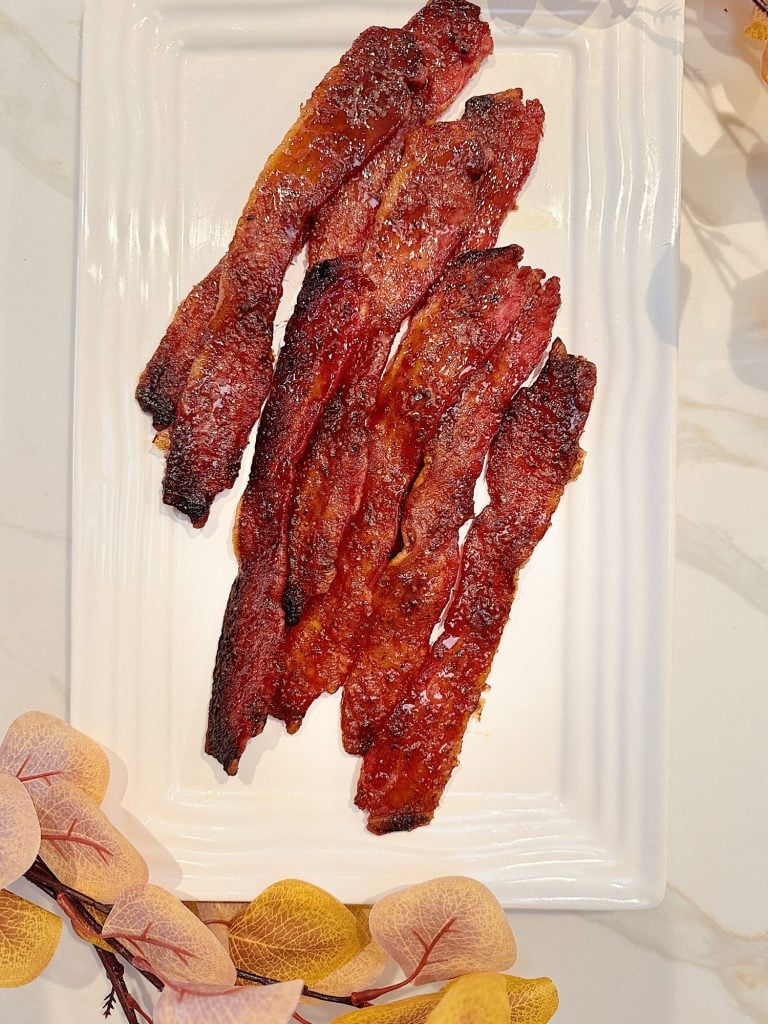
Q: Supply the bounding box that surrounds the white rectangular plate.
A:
[72,0,682,907]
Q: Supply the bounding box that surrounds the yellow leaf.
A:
[444,974,559,1024]
[154,977,302,1024]
[334,993,443,1024]
[196,901,250,951]
[34,781,147,902]
[103,883,236,988]
[228,879,363,985]
[744,9,768,41]
[0,774,40,889]
[0,712,110,804]
[0,889,62,987]
[368,877,516,986]
[426,972,508,1024]
[307,906,388,1001]
[504,976,559,1023]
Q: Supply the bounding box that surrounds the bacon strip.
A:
[205,121,488,774]
[357,342,596,834]
[284,90,544,622]
[308,0,493,265]
[137,24,427,439]
[335,277,560,753]
[279,274,559,737]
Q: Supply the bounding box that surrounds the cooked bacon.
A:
[308,0,493,265]
[205,121,488,774]
[356,341,596,834]
[150,27,435,526]
[136,261,223,431]
[339,276,561,754]
[278,273,559,737]
[280,246,524,626]
[284,89,544,623]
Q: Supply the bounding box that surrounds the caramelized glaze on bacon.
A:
[285,89,545,624]
[308,0,493,265]
[205,121,487,774]
[278,273,559,737]
[153,25,431,525]
[339,276,562,754]
[357,341,596,834]
[136,261,223,431]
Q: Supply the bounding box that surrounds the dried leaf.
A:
[196,902,249,951]
[0,711,110,803]
[308,905,388,1000]
[228,879,363,984]
[0,889,62,987]
[444,974,559,1023]
[762,42,768,86]
[426,972,508,1024]
[745,9,768,41]
[35,780,147,903]
[0,774,40,889]
[103,883,236,988]
[368,877,516,986]
[334,993,444,1024]
[154,978,303,1024]
[503,976,559,1023]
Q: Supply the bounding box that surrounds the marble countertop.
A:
[1,0,766,1020]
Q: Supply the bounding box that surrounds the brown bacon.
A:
[205,121,488,774]
[356,341,596,834]
[136,261,223,431]
[339,276,561,754]
[278,273,559,737]
[153,26,432,525]
[284,90,544,623]
[308,0,493,265]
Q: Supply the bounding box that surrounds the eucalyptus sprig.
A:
[0,711,558,1024]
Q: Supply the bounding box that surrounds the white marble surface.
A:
[1,0,767,1020]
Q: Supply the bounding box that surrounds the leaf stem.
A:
[351,917,457,1005]
[95,949,141,1024]
[236,968,364,1007]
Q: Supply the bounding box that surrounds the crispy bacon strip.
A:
[205,122,488,774]
[278,274,560,738]
[357,341,597,834]
[281,246,526,627]
[152,28,432,525]
[136,261,223,431]
[308,0,493,265]
[137,25,425,438]
[338,276,562,753]
[285,90,544,622]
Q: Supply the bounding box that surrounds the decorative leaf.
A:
[0,774,40,889]
[425,972,508,1024]
[0,711,110,803]
[34,780,147,902]
[0,889,62,987]
[153,978,303,1024]
[334,993,444,1024]
[103,883,236,988]
[308,905,388,1000]
[195,902,249,951]
[503,976,559,1023]
[368,877,516,986]
[228,879,363,984]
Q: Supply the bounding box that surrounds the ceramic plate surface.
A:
[72,0,682,906]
